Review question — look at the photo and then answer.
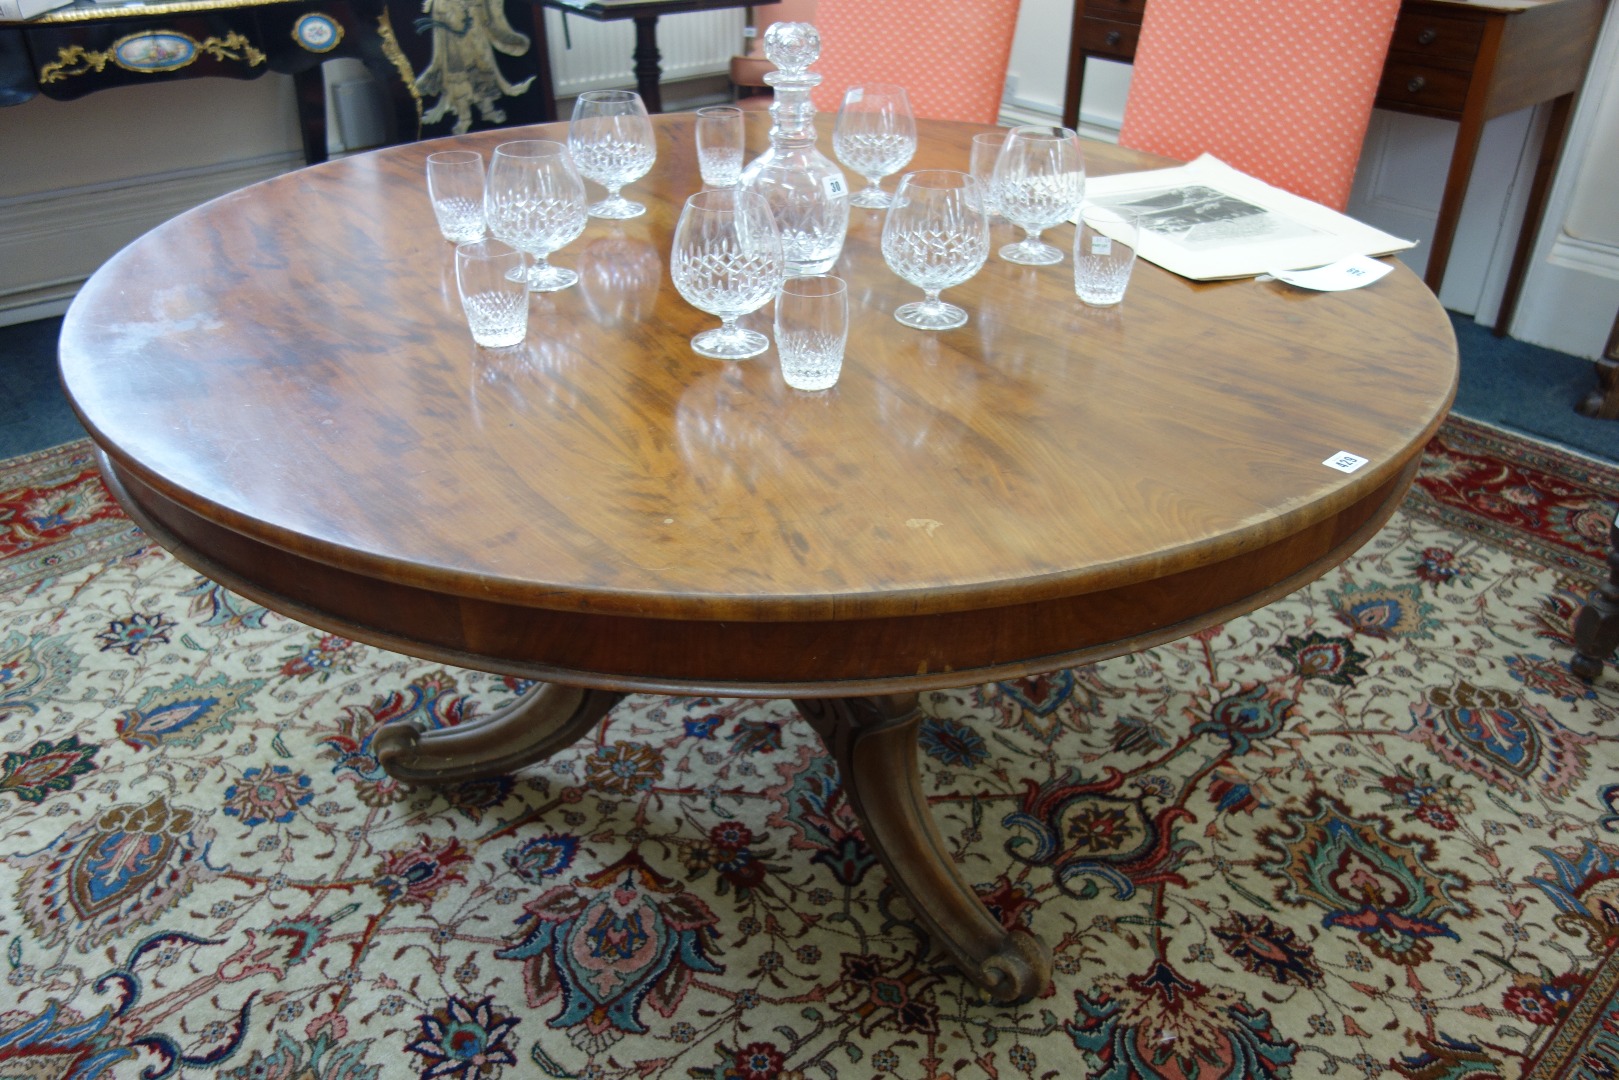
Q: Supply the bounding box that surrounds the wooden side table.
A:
[1061,0,1606,335]
[2,0,558,164]
[536,0,775,113]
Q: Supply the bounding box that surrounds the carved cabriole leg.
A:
[373,682,625,783]
[1572,511,1619,681]
[793,694,1053,1004]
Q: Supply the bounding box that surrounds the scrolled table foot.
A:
[977,930,1055,1004]
[374,682,625,783]
[794,694,1055,1005]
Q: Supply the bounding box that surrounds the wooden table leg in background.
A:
[1492,94,1576,338]
[631,14,663,112]
[1421,93,1488,305]
[1572,511,1619,680]
[291,66,330,166]
[1577,309,1619,420]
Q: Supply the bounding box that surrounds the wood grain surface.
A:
[60,113,1458,693]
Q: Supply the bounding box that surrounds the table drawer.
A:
[1377,58,1470,114]
[1084,0,1144,24]
[1388,9,1483,65]
[1079,16,1139,60]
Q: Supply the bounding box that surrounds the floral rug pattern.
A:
[2,416,1618,1080]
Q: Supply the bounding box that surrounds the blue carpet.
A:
[0,315,84,459]
[2,311,1615,464]
[1449,312,1617,463]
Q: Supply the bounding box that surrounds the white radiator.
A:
[545,9,746,97]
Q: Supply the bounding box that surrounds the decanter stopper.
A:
[762,21,821,87]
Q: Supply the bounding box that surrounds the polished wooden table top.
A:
[59,114,1459,695]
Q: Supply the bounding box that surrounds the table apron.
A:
[99,451,1421,698]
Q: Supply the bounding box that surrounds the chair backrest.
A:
[806,0,1022,124]
[1117,0,1400,210]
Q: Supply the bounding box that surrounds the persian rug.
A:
[2,416,1618,1080]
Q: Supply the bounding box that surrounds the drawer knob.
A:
[1105,29,1122,45]
[1417,28,1438,45]
[1407,75,1427,93]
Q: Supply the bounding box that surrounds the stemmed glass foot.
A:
[849,183,893,209]
[894,296,968,330]
[691,322,770,360]
[510,261,579,292]
[999,235,1064,265]
[588,192,645,220]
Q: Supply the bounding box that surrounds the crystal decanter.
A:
[738,22,849,276]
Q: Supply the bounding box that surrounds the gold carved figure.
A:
[414,0,535,134]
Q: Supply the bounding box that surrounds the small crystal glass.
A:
[1074,203,1141,306]
[881,170,989,331]
[671,188,786,360]
[455,238,529,348]
[993,125,1086,265]
[485,140,588,292]
[775,275,848,391]
[833,84,917,209]
[426,150,486,243]
[696,105,745,188]
[569,89,657,219]
[968,131,1007,221]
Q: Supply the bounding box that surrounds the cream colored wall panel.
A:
[0,74,302,199]
[1509,3,1619,353]
[1563,55,1619,247]
[0,152,302,315]
[1006,0,1072,116]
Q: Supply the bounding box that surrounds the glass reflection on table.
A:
[578,233,662,329]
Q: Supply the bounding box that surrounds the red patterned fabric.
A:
[807,0,1021,123]
[1117,0,1400,210]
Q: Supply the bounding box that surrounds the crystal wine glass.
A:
[880,170,989,330]
[485,140,588,292]
[833,84,917,209]
[671,188,785,360]
[569,89,657,219]
[992,125,1086,265]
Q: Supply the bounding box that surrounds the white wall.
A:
[1507,9,1619,359]
[1002,0,1072,122]
[0,75,304,321]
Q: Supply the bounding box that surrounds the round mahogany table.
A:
[59,114,1457,1004]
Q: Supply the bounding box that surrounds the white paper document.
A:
[1268,255,1395,292]
[1078,155,1415,282]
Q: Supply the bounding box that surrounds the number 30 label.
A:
[824,175,847,199]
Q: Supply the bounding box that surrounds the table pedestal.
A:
[372,682,1054,1003]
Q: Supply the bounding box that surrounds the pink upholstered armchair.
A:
[1116,0,1401,211]
[731,0,1020,125]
